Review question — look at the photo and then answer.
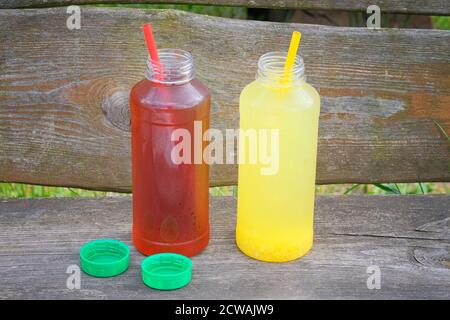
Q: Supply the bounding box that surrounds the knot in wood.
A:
[101,90,130,132]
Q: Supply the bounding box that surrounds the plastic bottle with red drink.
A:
[130,44,210,257]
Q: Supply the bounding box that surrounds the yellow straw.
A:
[283,31,301,81]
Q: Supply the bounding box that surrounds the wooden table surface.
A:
[0,195,449,299]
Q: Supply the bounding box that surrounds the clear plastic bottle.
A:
[236,51,320,262]
[130,49,210,257]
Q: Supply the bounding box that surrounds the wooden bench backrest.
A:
[0,1,449,191]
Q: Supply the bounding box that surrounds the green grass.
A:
[337,183,449,195]
[432,16,450,30]
[1,182,448,199]
[0,183,115,199]
[209,183,449,197]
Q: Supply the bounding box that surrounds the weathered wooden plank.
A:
[0,195,448,299]
[1,0,450,15]
[0,8,449,191]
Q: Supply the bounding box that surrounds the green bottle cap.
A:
[141,253,192,290]
[80,239,130,277]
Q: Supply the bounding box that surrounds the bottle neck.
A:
[256,51,305,87]
[145,49,195,85]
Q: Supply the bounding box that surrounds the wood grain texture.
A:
[0,8,449,191]
[0,195,449,299]
[1,0,450,15]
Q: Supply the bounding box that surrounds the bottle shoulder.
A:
[130,78,210,110]
[299,82,321,109]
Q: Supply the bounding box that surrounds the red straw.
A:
[142,23,163,80]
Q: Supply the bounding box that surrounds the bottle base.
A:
[236,231,313,263]
[133,228,209,257]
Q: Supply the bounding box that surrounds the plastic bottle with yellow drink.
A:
[236,31,321,262]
